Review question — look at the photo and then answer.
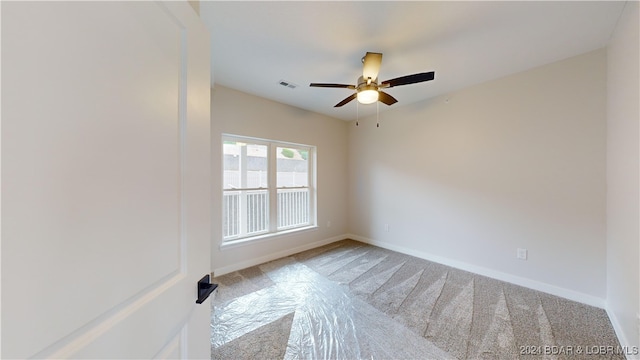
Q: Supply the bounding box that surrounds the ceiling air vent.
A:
[278,80,297,89]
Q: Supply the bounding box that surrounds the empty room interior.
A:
[1,1,638,359]
[205,1,639,359]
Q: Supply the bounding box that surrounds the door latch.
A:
[196,274,218,304]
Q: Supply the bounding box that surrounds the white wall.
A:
[348,49,607,306]
[210,86,349,275]
[606,1,640,350]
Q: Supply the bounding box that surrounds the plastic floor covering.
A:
[210,240,625,360]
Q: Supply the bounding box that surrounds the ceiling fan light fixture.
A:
[310,52,435,108]
[357,87,379,104]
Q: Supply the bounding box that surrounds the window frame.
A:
[221,134,316,246]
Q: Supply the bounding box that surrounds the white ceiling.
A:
[200,1,625,121]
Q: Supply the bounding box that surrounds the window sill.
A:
[219,225,318,250]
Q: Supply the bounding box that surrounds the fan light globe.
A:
[357,89,378,104]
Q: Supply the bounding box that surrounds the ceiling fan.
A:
[310,52,435,108]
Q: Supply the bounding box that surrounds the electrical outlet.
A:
[326,220,331,228]
[517,248,528,260]
[384,224,390,232]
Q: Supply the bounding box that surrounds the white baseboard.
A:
[605,307,640,360]
[346,234,606,309]
[212,234,348,276]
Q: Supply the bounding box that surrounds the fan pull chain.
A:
[356,101,359,126]
[376,101,379,128]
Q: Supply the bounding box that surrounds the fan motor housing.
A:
[357,75,378,91]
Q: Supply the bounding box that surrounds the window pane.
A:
[223,142,240,189]
[277,147,308,187]
[223,141,267,189]
[222,189,269,240]
[222,190,240,238]
[277,188,309,229]
[245,190,269,234]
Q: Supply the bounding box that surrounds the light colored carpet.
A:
[211,239,624,359]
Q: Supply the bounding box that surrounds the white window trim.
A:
[221,134,317,246]
[219,225,318,250]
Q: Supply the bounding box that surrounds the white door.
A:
[1,1,211,358]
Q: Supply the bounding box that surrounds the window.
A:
[222,135,315,243]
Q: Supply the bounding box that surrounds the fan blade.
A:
[378,91,398,106]
[310,83,356,89]
[334,93,357,107]
[381,71,435,88]
[362,52,383,81]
